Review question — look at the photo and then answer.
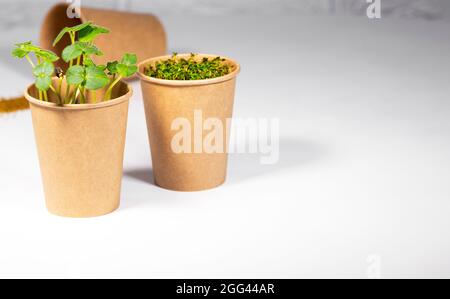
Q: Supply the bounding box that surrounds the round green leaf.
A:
[106,61,119,74]
[35,76,52,91]
[78,43,103,56]
[83,56,95,67]
[121,53,137,66]
[53,22,92,46]
[33,61,54,77]
[15,41,40,53]
[127,65,138,76]
[78,25,110,43]
[66,65,85,85]
[70,22,93,33]
[33,61,54,91]
[36,49,59,62]
[85,66,109,90]
[117,64,137,78]
[11,47,28,58]
[62,44,83,62]
[12,42,59,62]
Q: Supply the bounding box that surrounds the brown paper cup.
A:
[137,54,240,191]
[24,78,132,217]
[40,3,167,70]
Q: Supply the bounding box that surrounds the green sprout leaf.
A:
[35,76,52,91]
[121,53,137,66]
[53,22,92,46]
[83,56,95,67]
[13,41,40,53]
[78,24,110,43]
[117,64,137,77]
[62,44,83,62]
[11,47,28,58]
[37,49,59,62]
[116,53,138,78]
[62,42,102,62]
[11,41,59,62]
[85,65,109,90]
[106,61,118,75]
[66,65,85,85]
[70,22,94,33]
[78,43,103,56]
[32,61,54,91]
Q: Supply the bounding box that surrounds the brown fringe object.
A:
[0,96,30,114]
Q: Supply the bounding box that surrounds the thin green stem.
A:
[43,90,48,102]
[92,90,97,103]
[38,90,42,101]
[25,55,35,68]
[69,84,80,104]
[104,76,122,101]
[69,32,76,68]
[65,85,71,103]
[79,86,87,104]
[49,85,62,105]
[58,76,63,103]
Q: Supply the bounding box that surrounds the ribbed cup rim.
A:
[137,53,241,86]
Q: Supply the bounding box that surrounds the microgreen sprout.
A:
[12,22,137,105]
[144,53,232,80]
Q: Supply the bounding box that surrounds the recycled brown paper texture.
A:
[40,3,167,70]
[138,54,241,191]
[24,78,132,217]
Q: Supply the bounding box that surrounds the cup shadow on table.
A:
[123,137,326,189]
[121,137,327,209]
[124,168,155,185]
[227,137,326,184]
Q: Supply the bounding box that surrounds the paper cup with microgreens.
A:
[13,23,138,217]
[137,54,240,192]
[24,79,132,217]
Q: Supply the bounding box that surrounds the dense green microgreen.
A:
[144,53,232,80]
[12,22,137,104]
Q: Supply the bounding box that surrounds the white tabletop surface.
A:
[1,14,450,278]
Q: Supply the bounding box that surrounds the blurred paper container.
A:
[40,3,167,70]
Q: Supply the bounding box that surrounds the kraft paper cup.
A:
[137,54,240,192]
[24,78,132,217]
[40,3,167,70]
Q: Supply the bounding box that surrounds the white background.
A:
[0,0,450,278]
